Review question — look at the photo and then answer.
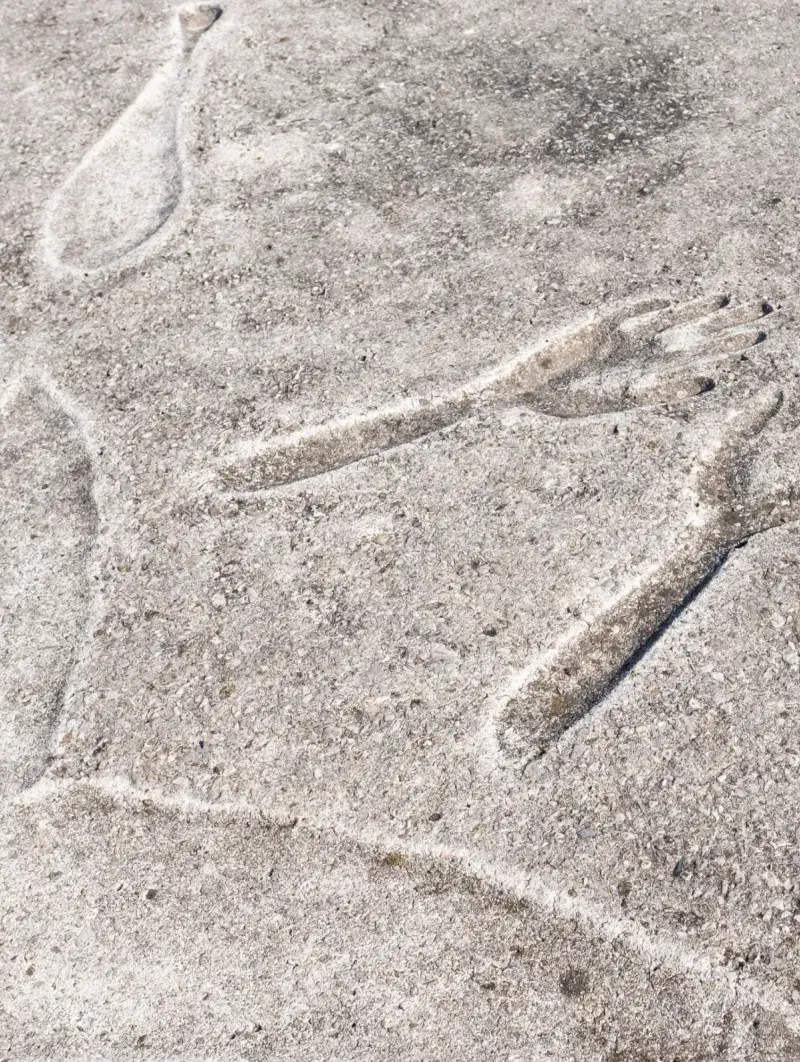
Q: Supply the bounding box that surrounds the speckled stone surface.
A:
[4,0,800,1057]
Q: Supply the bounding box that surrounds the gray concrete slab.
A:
[4,0,800,1057]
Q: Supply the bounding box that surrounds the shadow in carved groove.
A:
[219,293,780,491]
[494,386,800,763]
[43,2,222,273]
[0,379,97,796]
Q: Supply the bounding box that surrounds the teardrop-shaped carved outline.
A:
[41,3,222,276]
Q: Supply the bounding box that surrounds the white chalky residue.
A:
[42,3,221,273]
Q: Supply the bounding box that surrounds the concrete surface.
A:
[4,0,800,1057]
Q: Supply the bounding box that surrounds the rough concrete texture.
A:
[4,0,800,1058]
